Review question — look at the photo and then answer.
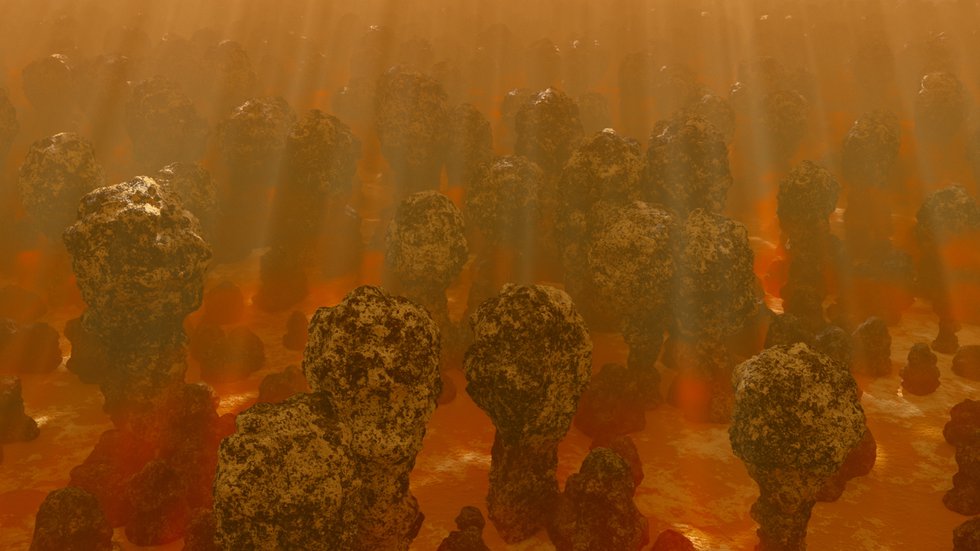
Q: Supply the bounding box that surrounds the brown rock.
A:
[953,345,980,381]
[30,487,113,551]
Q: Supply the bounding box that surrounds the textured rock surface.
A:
[902,343,941,395]
[465,155,541,247]
[375,68,450,193]
[514,87,584,176]
[557,129,645,330]
[944,399,980,447]
[385,191,468,330]
[126,77,208,169]
[29,487,113,551]
[548,447,648,551]
[587,201,674,398]
[817,428,877,502]
[841,110,900,188]
[730,343,865,550]
[777,161,839,241]
[464,284,592,542]
[213,393,354,550]
[63,175,212,409]
[63,177,211,343]
[760,88,809,161]
[674,209,758,341]
[915,72,967,141]
[302,285,441,549]
[218,96,295,177]
[18,132,106,239]
[644,115,732,216]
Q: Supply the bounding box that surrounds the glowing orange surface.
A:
[0,251,977,550]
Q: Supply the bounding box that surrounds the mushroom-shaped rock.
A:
[560,129,644,219]
[760,89,809,161]
[303,285,441,549]
[446,104,493,189]
[915,185,980,352]
[841,111,900,188]
[587,201,674,400]
[644,115,732,216]
[437,506,491,551]
[126,77,208,170]
[944,399,980,447]
[851,317,892,377]
[464,284,592,542]
[730,343,865,551]
[218,96,295,179]
[548,447,648,551]
[375,68,450,194]
[257,110,360,310]
[514,87,584,177]
[557,129,645,328]
[777,161,840,241]
[385,191,468,329]
[207,40,258,117]
[30,487,113,551]
[280,110,360,203]
[213,393,354,550]
[0,376,40,444]
[902,343,941,395]
[674,209,757,342]
[465,155,542,248]
[915,72,967,142]
[18,132,106,239]
[63,177,211,408]
[63,177,211,341]
[953,346,980,381]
